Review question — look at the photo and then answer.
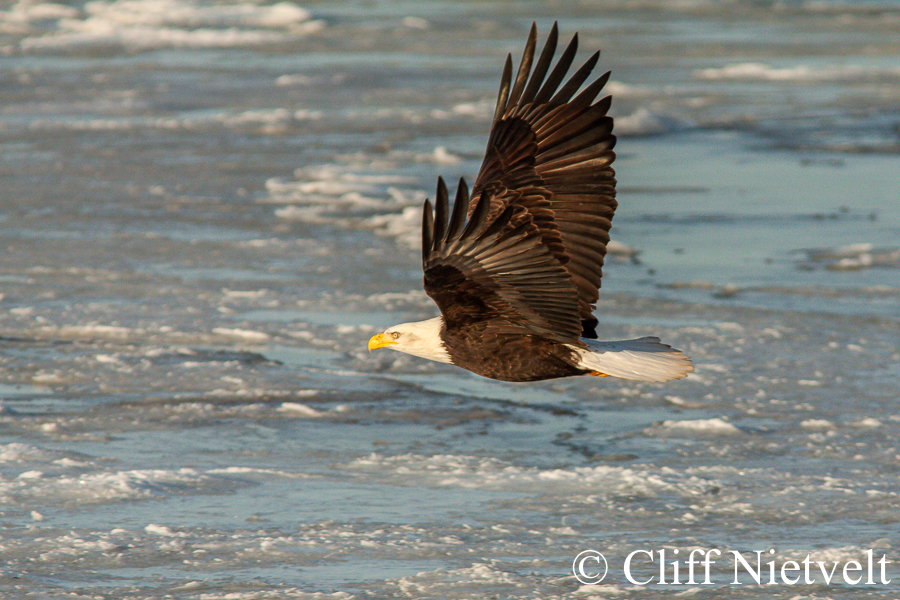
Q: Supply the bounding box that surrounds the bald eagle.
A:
[368,23,693,383]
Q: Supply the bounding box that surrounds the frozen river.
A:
[1,1,899,598]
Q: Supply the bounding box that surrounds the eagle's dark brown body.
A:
[441,322,584,382]
[426,255,587,381]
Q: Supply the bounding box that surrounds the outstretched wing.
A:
[470,22,618,338]
[422,177,582,343]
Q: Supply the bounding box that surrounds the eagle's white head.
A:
[367,316,452,364]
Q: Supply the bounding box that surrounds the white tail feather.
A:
[570,336,693,382]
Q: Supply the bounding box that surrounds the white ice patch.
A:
[390,563,519,596]
[6,0,324,53]
[263,155,484,247]
[430,146,461,164]
[367,206,422,248]
[694,62,900,82]
[798,243,900,271]
[605,80,653,97]
[367,290,430,310]
[222,288,268,300]
[276,72,346,88]
[0,443,58,463]
[145,523,184,537]
[0,467,211,505]
[264,162,429,243]
[211,327,271,344]
[614,108,687,136]
[219,108,322,133]
[38,324,137,340]
[347,453,719,497]
[450,99,493,117]
[801,419,835,430]
[277,402,325,417]
[206,466,316,478]
[23,107,322,133]
[1,442,319,507]
[657,417,742,436]
[606,239,638,256]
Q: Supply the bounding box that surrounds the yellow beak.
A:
[368,332,395,352]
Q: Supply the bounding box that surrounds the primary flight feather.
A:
[368,23,693,383]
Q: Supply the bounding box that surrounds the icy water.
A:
[1,1,899,598]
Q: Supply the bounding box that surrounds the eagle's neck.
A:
[395,316,452,364]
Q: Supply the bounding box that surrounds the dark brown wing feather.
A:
[423,178,581,343]
[469,22,617,338]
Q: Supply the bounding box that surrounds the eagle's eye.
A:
[391,332,400,340]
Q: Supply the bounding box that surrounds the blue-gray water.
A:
[1,1,899,598]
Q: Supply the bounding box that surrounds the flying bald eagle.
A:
[368,23,693,383]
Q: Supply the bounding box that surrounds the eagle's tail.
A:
[570,336,693,382]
